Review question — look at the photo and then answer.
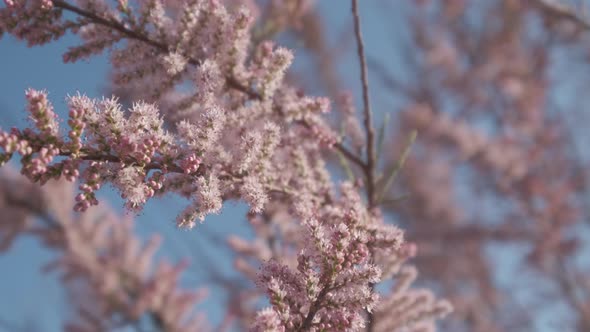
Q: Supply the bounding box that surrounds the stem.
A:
[351,0,376,206]
[59,148,185,174]
[351,1,378,331]
[300,286,330,331]
[335,141,367,170]
[298,119,366,169]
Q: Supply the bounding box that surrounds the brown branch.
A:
[334,141,366,169]
[58,149,186,174]
[297,119,366,169]
[351,0,376,207]
[53,0,164,50]
[351,2,381,331]
[299,286,330,331]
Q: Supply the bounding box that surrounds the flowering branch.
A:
[0,1,452,331]
[51,0,259,99]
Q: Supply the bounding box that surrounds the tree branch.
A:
[351,0,376,207]
[351,2,380,331]
[52,0,260,99]
[52,1,367,174]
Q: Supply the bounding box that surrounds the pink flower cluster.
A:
[0,0,452,331]
[228,183,449,332]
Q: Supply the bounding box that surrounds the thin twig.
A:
[297,119,366,169]
[352,0,376,206]
[334,142,366,169]
[351,2,380,331]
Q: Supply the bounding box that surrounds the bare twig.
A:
[351,0,377,208]
[296,119,366,169]
[334,142,366,169]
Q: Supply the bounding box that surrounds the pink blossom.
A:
[0,1,453,331]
